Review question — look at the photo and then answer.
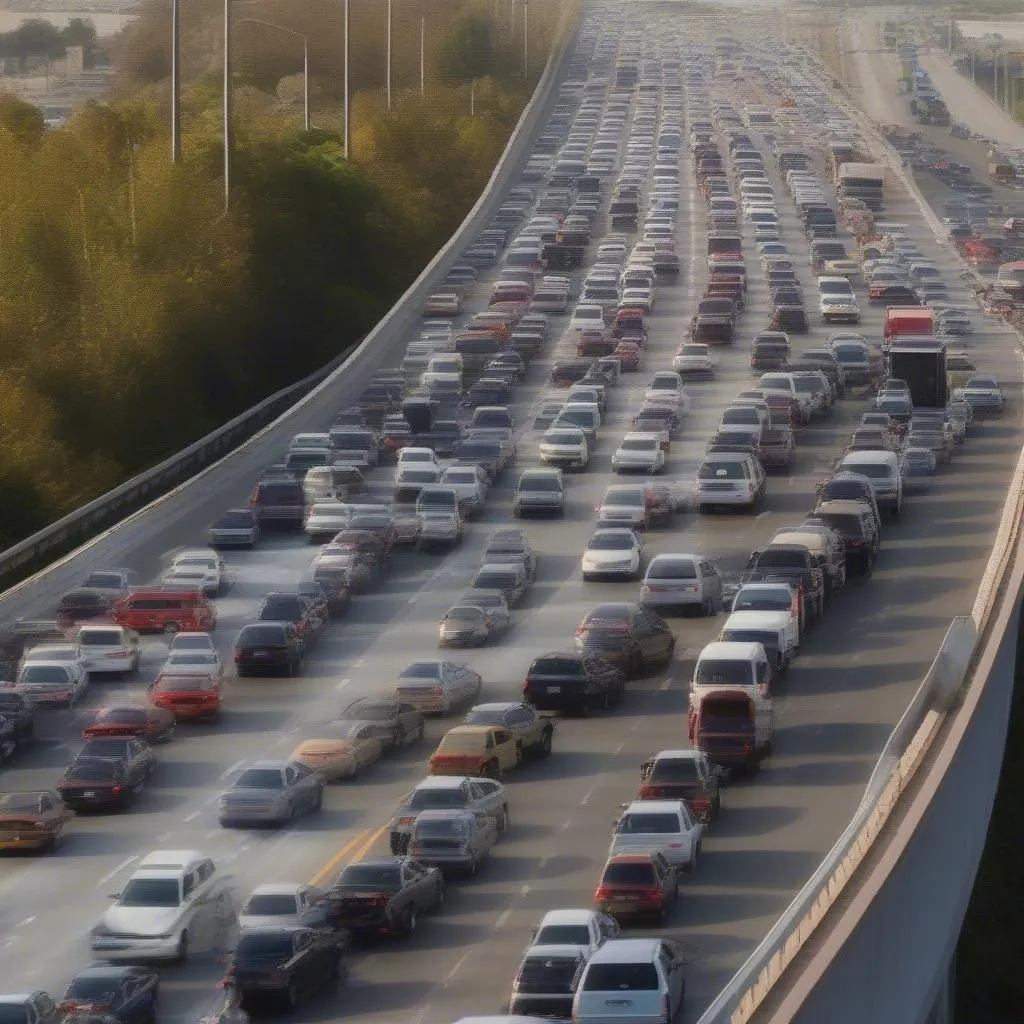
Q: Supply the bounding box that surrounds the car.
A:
[640,553,723,615]
[208,508,260,548]
[289,721,383,780]
[439,605,502,648]
[429,725,521,778]
[581,529,644,582]
[157,648,224,683]
[233,623,304,677]
[0,789,72,853]
[609,799,704,872]
[513,469,566,517]
[304,502,355,542]
[81,704,176,744]
[257,592,321,643]
[525,908,620,959]
[217,760,324,827]
[323,858,445,936]
[79,570,139,600]
[637,749,723,822]
[71,732,156,777]
[575,603,674,678]
[223,926,345,1009]
[237,883,330,931]
[482,528,537,583]
[150,672,222,723]
[572,937,687,1024]
[337,696,425,753]
[463,702,554,759]
[643,371,689,411]
[696,452,766,512]
[538,427,590,469]
[508,948,586,1020]
[407,808,500,876]
[469,562,530,609]
[440,465,488,518]
[19,640,89,687]
[902,446,937,492]
[0,995,60,1024]
[75,625,141,676]
[611,433,665,474]
[569,303,606,331]
[166,550,227,597]
[819,293,861,323]
[55,589,113,629]
[90,849,229,963]
[595,484,651,529]
[387,775,508,854]
[393,661,482,715]
[954,375,1005,417]
[592,852,678,924]
[60,965,159,1024]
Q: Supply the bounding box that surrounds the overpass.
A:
[0,2,1018,1022]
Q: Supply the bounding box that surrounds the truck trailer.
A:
[886,338,947,408]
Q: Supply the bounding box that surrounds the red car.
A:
[593,851,678,924]
[150,673,222,722]
[81,703,176,743]
[612,341,642,371]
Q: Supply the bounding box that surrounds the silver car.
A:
[439,606,500,648]
[394,661,482,714]
[218,760,324,827]
[640,553,723,615]
[407,808,499,876]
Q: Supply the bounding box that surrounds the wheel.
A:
[466,857,478,878]
[497,806,508,834]
[435,878,446,908]
[400,905,417,937]
[285,983,299,1010]
[485,758,501,779]
[627,651,642,679]
[162,621,180,636]
[416,721,425,742]
[702,596,714,617]
[391,726,403,752]
[711,794,721,820]
[175,931,189,964]
[685,842,700,874]
[539,729,553,756]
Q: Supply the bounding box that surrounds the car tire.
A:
[497,807,508,834]
[686,842,700,874]
[400,905,417,937]
[485,758,501,779]
[313,787,324,812]
[435,878,446,908]
[162,622,180,636]
[390,726,404,753]
[539,728,553,756]
[466,857,478,878]
[702,597,714,617]
[711,794,722,820]
[285,983,299,1011]
[175,931,189,964]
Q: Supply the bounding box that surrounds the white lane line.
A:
[519,884,530,897]
[445,953,470,983]
[660,677,670,691]
[560,817,574,831]
[99,855,139,885]
[495,908,512,929]
[538,854,550,869]
[336,677,351,690]
[353,658,365,669]
[17,917,35,927]
[614,741,625,754]
[579,783,598,806]
[220,759,246,780]
[184,811,201,823]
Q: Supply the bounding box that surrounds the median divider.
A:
[0,4,581,621]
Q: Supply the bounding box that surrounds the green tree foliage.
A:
[437,10,497,84]
[0,0,567,551]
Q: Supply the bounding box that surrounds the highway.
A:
[0,5,1022,1023]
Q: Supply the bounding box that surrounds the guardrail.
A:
[0,346,356,585]
[697,74,1024,1024]
[0,2,580,619]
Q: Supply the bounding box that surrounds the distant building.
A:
[65,45,84,76]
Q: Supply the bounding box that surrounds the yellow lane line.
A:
[350,823,389,864]
[308,829,371,886]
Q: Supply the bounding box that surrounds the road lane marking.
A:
[614,741,625,754]
[18,917,35,927]
[445,953,470,983]
[220,759,246,780]
[351,823,388,863]
[307,829,371,885]
[495,908,512,929]
[184,811,201,823]
[579,783,598,806]
[336,677,351,690]
[99,855,139,885]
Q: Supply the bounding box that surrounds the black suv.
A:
[234,622,304,677]
[523,652,625,713]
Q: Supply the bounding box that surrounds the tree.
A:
[437,10,497,84]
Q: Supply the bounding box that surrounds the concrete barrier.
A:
[0,3,581,621]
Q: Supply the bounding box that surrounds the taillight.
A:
[644,888,663,901]
[111,785,123,794]
[594,886,610,900]
[639,785,662,798]
[431,687,444,696]
[743,741,753,754]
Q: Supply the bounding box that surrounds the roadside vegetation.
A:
[0,0,565,551]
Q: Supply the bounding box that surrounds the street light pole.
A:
[419,16,425,98]
[385,0,392,109]
[522,0,528,78]
[223,0,231,210]
[343,0,349,158]
[171,0,181,162]
[238,19,311,131]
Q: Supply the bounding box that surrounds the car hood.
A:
[102,905,182,936]
[584,549,637,565]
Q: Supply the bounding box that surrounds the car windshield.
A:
[408,789,466,810]
[844,462,889,479]
[445,607,486,623]
[474,571,514,589]
[696,659,751,685]
[344,700,393,722]
[338,865,402,888]
[218,511,255,527]
[401,663,441,680]
[517,956,580,993]
[618,813,680,833]
[240,626,285,644]
[544,432,583,445]
[530,657,582,675]
[79,630,123,646]
[66,759,118,780]
[699,461,743,480]
[583,962,660,991]
[587,533,634,551]
[119,878,180,907]
[520,476,561,492]
[414,817,464,837]
[817,513,865,535]
[535,923,591,945]
[82,573,123,589]
[601,861,655,884]
[0,793,44,812]
[234,933,295,960]
[64,978,119,1001]
[244,894,299,916]
[20,666,68,684]
[647,559,697,580]
[603,488,645,507]
[261,598,301,618]
[619,439,655,451]
[234,769,284,789]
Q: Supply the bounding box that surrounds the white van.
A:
[839,450,903,515]
[691,640,772,696]
[719,610,797,674]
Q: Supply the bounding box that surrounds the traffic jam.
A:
[0,5,1006,1024]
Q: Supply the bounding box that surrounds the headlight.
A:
[91,924,113,937]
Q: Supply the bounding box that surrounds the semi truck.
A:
[886,338,948,408]
[836,162,885,212]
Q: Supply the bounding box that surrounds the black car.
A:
[314,551,378,597]
[523,652,625,713]
[463,379,513,408]
[234,623,304,677]
[770,304,809,333]
[482,527,538,583]
[257,592,320,643]
[61,965,159,1024]
[324,858,444,936]
[426,421,465,457]
[300,574,349,618]
[225,926,345,1010]
[0,691,35,742]
[58,757,145,811]
[509,949,586,1020]
[55,589,111,629]
[575,603,675,677]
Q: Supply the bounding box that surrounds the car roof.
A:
[470,702,522,713]
[537,908,601,926]
[415,775,469,790]
[624,800,684,814]
[724,609,790,627]
[587,937,664,963]
[137,849,206,871]
[698,640,765,659]
[249,883,307,896]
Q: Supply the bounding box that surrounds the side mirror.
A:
[107,892,121,900]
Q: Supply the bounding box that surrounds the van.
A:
[692,640,772,695]
[688,684,774,772]
[250,478,305,528]
[838,450,903,515]
[719,610,798,673]
[112,589,217,636]
[303,465,365,505]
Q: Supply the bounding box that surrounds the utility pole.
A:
[470,80,475,115]
[385,0,392,109]
[223,0,231,210]
[171,0,181,162]
[419,16,425,98]
[343,0,349,158]
[522,0,528,78]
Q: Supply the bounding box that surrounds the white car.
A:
[609,799,704,872]
[440,465,487,518]
[671,343,714,378]
[76,624,141,675]
[819,293,861,324]
[581,529,643,582]
[289,432,332,451]
[643,371,689,411]
[396,447,442,470]
[304,501,355,541]
[19,642,89,683]
[954,375,1005,416]
[696,452,766,512]
[539,426,590,469]
[158,649,224,684]
[168,631,217,657]
[167,550,226,597]
[526,908,620,959]
[90,849,229,962]
[620,287,653,312]
[612,433,665,474]
[237,882,328,930]
[569,303,606,331]
[14,659,89,704]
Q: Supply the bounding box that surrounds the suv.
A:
[482,528,537,583]
[90,849,226,963]
[513,469,565,517]
[234,622,304,677]
[112,589,216,636]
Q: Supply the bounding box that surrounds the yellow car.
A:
[291,721,383,781]
[428,725,520,778]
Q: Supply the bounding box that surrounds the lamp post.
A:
[522,0,528,78]
[238,18,310,132]
[386,0,392,109]
[171,0,181,162]
[343,0,349,158]
[420,16,425,98]
[223,0,231,210]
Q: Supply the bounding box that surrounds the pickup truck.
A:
[742,543,825,626]
[388,775,508,854]
[609,800,704,873]
[690,297,736,344]
[464,701,555,758]
[637,749,723,823]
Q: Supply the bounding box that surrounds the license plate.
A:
[83,791,96,798]
[547,686,561,694]
[253,651,270,658]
